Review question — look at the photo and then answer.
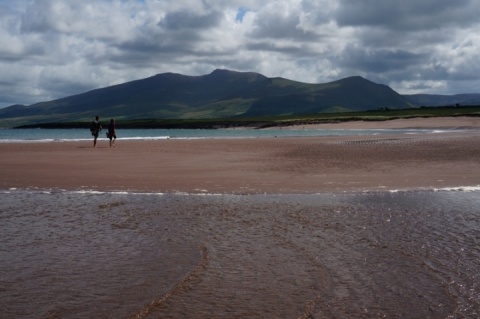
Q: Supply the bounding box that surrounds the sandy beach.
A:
[1,117,480,193]
[2,117,480,318]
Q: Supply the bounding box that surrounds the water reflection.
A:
[0,190,478,318]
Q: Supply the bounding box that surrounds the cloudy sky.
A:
[1,0,480,108]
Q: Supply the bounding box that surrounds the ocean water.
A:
[0,127,458,142]
[1,189,479,318]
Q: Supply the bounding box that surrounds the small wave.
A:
[385,186,480,193]
[434,185,480,192]
[119,136,170,140]
[129,246,209,319]
[0,138,92,143]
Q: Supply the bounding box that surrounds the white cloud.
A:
[0,0,480,108]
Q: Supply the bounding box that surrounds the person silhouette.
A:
[107,118,117,147]
[90,115,102,147]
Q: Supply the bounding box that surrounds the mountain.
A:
[0,69,419,127]
[404,93,480,107]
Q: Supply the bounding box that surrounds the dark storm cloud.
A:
[335,0,480,30]
[159,10,223,30]
[118,30,200,56]
[338,45,428,73]
[113,8,228,67]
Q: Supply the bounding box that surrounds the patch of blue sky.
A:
[235,7,249,22]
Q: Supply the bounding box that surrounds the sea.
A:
[0,127,458,142]
[1,128,479,318]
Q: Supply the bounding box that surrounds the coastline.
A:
[275,115,480,130]
[1,121,480,194]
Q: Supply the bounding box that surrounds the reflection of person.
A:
[90,115,102,147]
[107,118,116,148]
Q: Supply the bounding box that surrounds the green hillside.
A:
[0,69,417,127]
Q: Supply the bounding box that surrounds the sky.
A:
[1,0,480,108]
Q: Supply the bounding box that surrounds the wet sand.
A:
[2,117,480,318]
[1,119,480,193]
[2,191,479,318]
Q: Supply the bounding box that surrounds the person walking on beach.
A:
[90,115,102,147]
[107,118,117,147]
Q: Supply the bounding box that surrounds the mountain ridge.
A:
[0,69,477,127]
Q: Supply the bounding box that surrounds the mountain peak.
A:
[208,69,261,77]
[334,76,388,89]
[205,69,267,83]
[337,75,370,83]
[206,69,237,79]
[210,68,234,75]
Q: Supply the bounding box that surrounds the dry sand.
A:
[2,117,480,193]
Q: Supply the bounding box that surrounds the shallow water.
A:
[0,127,459,142]
[0,190,479,318]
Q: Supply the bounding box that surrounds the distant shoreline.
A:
[279,116,480,130]
[11,114,480,130]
